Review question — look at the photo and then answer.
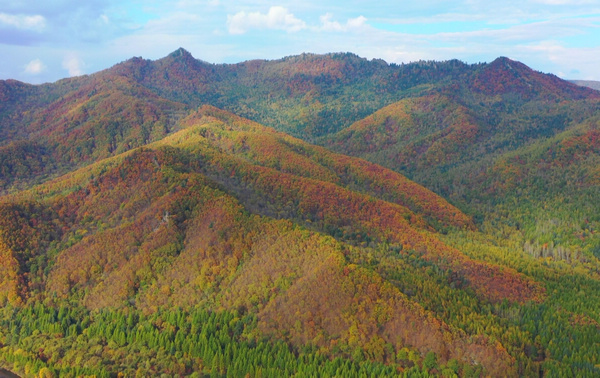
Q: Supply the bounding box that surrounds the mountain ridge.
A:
[2,48,596,195]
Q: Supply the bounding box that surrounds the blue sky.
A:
[1,0,599,84]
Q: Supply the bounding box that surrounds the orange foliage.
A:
[0,239,23,305]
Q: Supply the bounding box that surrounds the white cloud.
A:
[62,54,84,77]
[347,16,367,29]
[319,14,367,32]
[24,58,46,74]
[227,6,306,34]
[0,13,46,31]
[319,14,343,31]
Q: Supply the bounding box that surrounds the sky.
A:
[0,0,599,84]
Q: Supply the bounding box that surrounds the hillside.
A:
[324,57,600,263]
[0,105,545,376]
[1,50,600,376]
[0,75,187,193]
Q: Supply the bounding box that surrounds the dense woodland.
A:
[1,49,600,377]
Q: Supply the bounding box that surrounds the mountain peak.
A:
[169,47,193,59]
[491,56,515,64]
[488,56,530,73]
[470,55,598,99]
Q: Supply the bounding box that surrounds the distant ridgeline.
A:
[0,49,600,377]
[570,80,600,91]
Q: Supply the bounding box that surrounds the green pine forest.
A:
[1,49,600,377]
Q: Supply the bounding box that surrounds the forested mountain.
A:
[324,58,600,263]
[1,49,600,377]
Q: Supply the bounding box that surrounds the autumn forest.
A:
[1,48,600,377]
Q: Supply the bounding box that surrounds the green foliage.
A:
[0,303,399,377]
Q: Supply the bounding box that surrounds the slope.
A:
[0,106,598,377]
[324,57,600,261]
[0,105,538,376]
[0,73,187,191]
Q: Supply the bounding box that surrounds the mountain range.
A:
[1,48,599,377]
